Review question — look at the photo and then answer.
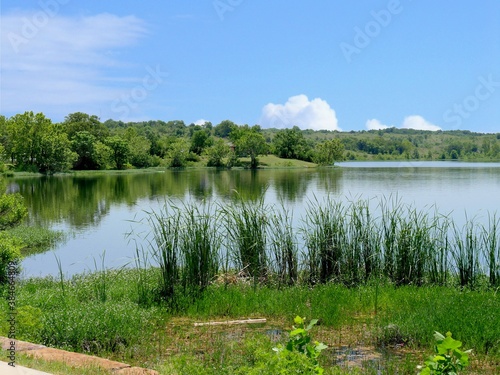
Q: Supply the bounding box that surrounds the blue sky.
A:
[1,0,499,132]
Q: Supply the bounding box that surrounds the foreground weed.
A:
[274,316,328,374]
[418,331,471,375]
[236,316,328,375]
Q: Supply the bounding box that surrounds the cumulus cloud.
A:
[365,119,390,130]
[260,94,340,131]
[366,116,441,131]
[402,115,441,131]
[194,119,209,126]
[0,11,147,120]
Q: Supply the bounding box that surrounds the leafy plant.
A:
[274,316,328,374]
[418,331,471,375]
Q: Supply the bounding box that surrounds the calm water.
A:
[9,161,500,277]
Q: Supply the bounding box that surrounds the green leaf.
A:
[306,319,319,331]
[440,335,462,351]
[290,328,305,337]
[433,331,446,341]
[315,342,328,351]
[294,316,304,325]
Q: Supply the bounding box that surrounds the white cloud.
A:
[0,12,147,120]
[365,119,390,130]
[194,119,209,126]
[402,115,441,131]
[260,94,340,131]
[365,116,441,131]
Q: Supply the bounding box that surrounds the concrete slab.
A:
[0,337,159,375]
[0,361,53,375]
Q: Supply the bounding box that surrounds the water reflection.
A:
[11,163,500,277]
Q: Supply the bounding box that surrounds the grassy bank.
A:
[1,272,499,374]
[3,196,499,373]
[5,225,64,256]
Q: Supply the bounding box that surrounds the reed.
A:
[345,198,380,284]
[378,196,404,283]
[426,212,451,286]
[302,196,346,284]
[221,195,269,282]
[145,202,181,304]
[393,208,431,286]
[179,201,221,297]
[268,202,298,287]
[91,251,108,303]
[452,218,481,289]
[483,213,500,287]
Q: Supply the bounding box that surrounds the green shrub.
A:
[418,331,471,375]
[239,316,327,374]
[0,232,23,284]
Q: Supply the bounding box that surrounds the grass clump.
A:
[7,225,64,255]
[221,194,269,283]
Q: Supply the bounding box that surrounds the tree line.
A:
[1,111,499,174]
[0,112,343,174]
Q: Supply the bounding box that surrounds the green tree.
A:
[167,139,189,168]
[124,128,152,168]
[205,138,231,167]
[6,112,74,173]
[37,124,77,174]
[94,141,113,169]
[165,120,186,137]
[107,136,129,170]
[273,126,311,160]
[7,112,51,170]
[0,178,27,284]
[63,112,109,141]
[0,116,11,164]
[235,128,268,169]
[190,129,213,155]
[0,145,6,173]
[214,120,237,138]
[71,131,99,170]
[313,139,344,166]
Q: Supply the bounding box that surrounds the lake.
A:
[9,161,500,278]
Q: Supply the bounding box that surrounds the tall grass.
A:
[221,195,269,282]
[268,202,298,287]
[345,198,380,284]
[379,196,402,283]
[135,194,500,299]
[179,201,221,298]
[483,213,500,287]
[426,214,451,286]
[302,196,346,284]
[452,218,481,288]
[145,202,181,304]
